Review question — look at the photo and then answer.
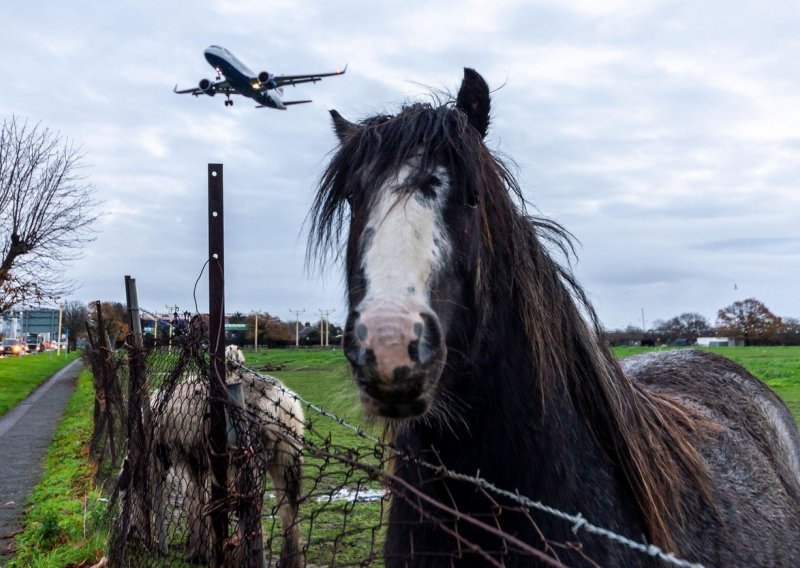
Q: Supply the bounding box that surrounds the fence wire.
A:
[90,311,703,567]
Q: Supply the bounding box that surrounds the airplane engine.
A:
[258,71,271,84]
[198,78,215,96]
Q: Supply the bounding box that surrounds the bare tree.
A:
[87,301,129,348]
[778,317,800,346]
[62,299,89,350]
[0,116,98,314]
[654,312,710,343]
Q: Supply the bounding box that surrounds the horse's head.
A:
[312,69,497,419]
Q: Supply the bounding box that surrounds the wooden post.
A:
[125,275,143,344]
[122,275,151,546]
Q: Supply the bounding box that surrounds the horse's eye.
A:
[418,174,440,198]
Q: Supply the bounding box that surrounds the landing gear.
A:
[224,98,233,107]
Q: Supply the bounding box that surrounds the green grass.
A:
[243,348,386,565]
[5,369,107,567]
[0,351,80,417]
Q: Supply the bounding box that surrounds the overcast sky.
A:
[3,0,799,329]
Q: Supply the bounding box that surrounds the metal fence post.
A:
[208,163,230,566]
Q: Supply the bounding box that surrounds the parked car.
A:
[2,338,27,356]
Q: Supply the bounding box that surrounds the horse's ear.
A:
[330,109,357,142]
[456,68,490,138]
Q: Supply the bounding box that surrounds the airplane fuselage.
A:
[203,46,285,109]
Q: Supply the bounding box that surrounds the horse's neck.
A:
[406,306,595,486]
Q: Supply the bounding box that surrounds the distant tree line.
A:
[606,298,800,347]
[52,296,800,351]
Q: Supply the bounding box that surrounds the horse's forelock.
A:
[308,101,500,268]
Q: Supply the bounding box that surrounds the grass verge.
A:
[5,369,107,567]
[0,352,80,417]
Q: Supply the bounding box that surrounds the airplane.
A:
[174,45,346,110]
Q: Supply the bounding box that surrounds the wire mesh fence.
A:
[85,309,702,567]
[94,313,391,567]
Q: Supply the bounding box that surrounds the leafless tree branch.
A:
[0,115,99,313]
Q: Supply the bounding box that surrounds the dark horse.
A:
[308,69,800,566]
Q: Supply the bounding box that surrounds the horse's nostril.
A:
[356,323,369,341]
[417,312,443,365]
[413,322,423,338]
[408,340,420,363]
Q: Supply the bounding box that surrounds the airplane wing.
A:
[173,80,233,96]
[255,100,312,109]
[273,65,347,88]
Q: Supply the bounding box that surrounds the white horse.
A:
[151,345,305,566]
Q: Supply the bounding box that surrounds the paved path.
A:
[0,359,83,555]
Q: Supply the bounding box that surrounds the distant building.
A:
[0,308,60,340]
[697,336,744,347]
[225,323,249,344]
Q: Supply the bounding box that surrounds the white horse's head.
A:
[225,344,246,367]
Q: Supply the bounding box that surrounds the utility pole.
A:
[641,308,646,333]
[326,310,335,346]
[56,300,63,356]
[165,304,178,353]
[253,309,259,351]
[290,309,305,348]
[318,309,335,347]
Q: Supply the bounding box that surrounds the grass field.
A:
[242,348,385,566]
[0,351,80,417]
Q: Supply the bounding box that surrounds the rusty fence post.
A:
[208,163,230,566]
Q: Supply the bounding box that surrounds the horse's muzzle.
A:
[343,307,445,418]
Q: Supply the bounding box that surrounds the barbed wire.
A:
[232,358,706,568]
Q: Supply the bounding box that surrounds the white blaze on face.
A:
[359,164,451,312]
